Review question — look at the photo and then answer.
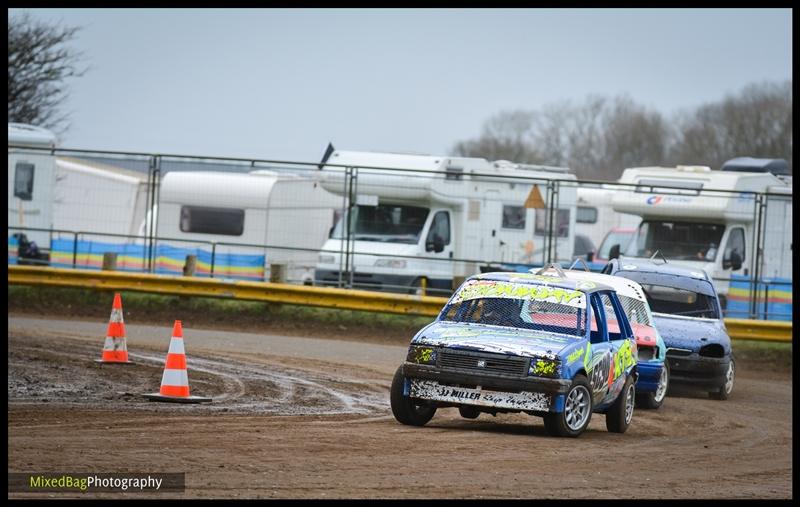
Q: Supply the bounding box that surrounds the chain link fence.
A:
[8,144,792,321]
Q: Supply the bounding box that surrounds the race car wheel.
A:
[390,366,436,426]
[606,375,635,434]
[636,362,669,410]
[710,358,735,400]
[543,374,592,438]
[458,405,481,419]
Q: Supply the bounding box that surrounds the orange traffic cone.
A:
[142,321,211,403]
[95,293,134,364]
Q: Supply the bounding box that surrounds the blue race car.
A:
[554,266,669,409]
[602,258,735,400]
[390,268,639,437]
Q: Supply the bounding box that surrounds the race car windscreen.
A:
[639,284,719,319]
[441,297,587,337]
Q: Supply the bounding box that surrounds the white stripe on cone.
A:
[161,368,189,387]
[167,338,185,354]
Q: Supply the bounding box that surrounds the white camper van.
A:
[54,157,150,240]
[611,163,792,306]
[314,150,577,294]
[155,170,341,282]
[8,123,57,250]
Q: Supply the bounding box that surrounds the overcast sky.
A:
[11,8,793,164]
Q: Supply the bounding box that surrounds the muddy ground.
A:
[7,315,793,499]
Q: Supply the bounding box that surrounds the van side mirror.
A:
[724,250,743,271]
[609,244,620,260]
[586,251,595,263]
[426,235,445,253]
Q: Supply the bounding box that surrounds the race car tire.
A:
[543,374,592,438]
[390,366,436,426]
[709,358,735,401]
[636,362,669,410]
[606,375,635,434]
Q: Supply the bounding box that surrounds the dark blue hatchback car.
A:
[602,259,735,400]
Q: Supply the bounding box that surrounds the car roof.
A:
[609,259,717,297]
[561,270,647,302]
[473,271,614,294]
[611,258,711,281]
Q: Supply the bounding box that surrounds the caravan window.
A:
[576,206,598,224]
[535,209,570,238]
[635,179,704,195]
[502,205,526,230]
[14,162,35,201]
[179,206,244,236]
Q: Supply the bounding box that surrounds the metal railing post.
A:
[72,232,79,268]
[210,242,217,278]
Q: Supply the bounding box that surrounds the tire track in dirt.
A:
[9,332,388,417]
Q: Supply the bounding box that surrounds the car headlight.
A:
[529,357,560,378]
[375,258,407,268]
[318,254,335,264]
[407,345,437,365]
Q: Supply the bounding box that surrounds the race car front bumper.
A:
[401,363,572,413]
[666,353,731,390]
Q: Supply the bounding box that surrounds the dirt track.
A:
[8,316,793,499]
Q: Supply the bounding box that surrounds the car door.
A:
[598,291,636,403]
[587,293,614,406]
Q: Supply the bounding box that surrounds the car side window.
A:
[600,293,623,341]
[589,294,608,344]
[601,292,634,341]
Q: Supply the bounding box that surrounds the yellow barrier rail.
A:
[8,265,445,317]
[724,318,793,343]
[8,266,792,342]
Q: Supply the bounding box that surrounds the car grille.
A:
[438,350,528,377]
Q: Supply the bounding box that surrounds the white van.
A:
[610,163,792,307]
[314,150,578,294]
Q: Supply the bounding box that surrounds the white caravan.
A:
[610,164,792,305]
[156,170,341,283]
[8,123,57,248]
[53,157,150,241]
[314,150,578,294]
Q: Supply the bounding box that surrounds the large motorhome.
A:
[610,163,792,312]
[314,150,578,294]
[154,170,341,282]
[8,123,57,251]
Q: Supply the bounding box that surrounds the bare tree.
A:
[452,95,669,180]
[8,12,86,134]
[669,81,792,172]
[452,110,543,164]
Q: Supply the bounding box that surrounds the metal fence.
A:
[7,144,792,320]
